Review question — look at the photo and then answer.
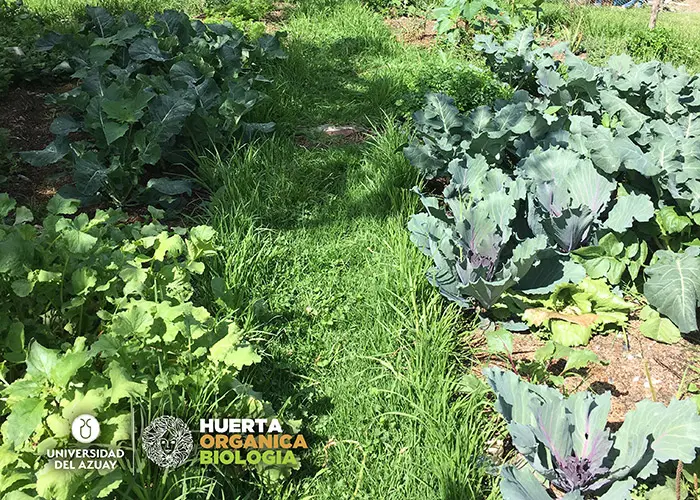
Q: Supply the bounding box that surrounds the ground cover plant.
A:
[0,0,64,95]
[0,193,291,499]
[21,7,284,206]
[407,27,700,346]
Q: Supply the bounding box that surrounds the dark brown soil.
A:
[384,17,437,47]
[472,321,700,424]
[424,176,450,195]
[0,84,70,208]
[264,1,293,33]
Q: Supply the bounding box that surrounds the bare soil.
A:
[264,1,293,33]
[471,322,700,424]
[672,0,700,11]
[295,124,369,148]
[0,84,70,208]
[384,16,437,47]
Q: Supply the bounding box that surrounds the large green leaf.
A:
[484,367,562,427]
[0,193,16,217]
[50,116,81,136]
[26,342,59,379]
[2,398,45,448]
[86,6,116,37]
[61,227,98,254]
[414,93,462,133]
[47,194,80,215]
[639,306,682,344]
[148,93,195,141]
[596,478,636,500]
[599,90,647,135]
[489,103,536,138]
[128,37,169,61]
[500,466,551,500]
[73,152,111,196]
[613,398,700,477]
[603,194,655,233]
[106,361,147,403]
[20,138,70,167]
[50,339,91,387]
[644,247,700,333]
[146,177,193,195]
[551,320,592,346]
[566,391,612,463]
[209,324,261,369]
[531,395,573,463]
[102,91,155,123]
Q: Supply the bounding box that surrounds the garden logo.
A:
[46,414,124,470]
[198,418,307,466]
[71,414,100,444]
[142,415,194,468]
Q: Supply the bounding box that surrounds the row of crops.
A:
[1,0,700,498]
[0,6,292,499]
[406,29,700,499]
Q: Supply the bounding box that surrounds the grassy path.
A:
[198,1,501,498]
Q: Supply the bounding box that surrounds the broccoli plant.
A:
[485,367,700,499]
[21,7,285,205]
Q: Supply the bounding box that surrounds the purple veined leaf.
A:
[500,465,552,500]
[565,391,614,491]
[531,398,572,467]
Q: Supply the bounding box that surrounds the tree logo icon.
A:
[71,414,100,444]
[141,415,193,468]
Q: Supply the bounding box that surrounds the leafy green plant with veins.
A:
[21,7,285,206]
[407,28,700,337]
[0,193,292,499]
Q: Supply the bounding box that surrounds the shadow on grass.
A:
[258,36,402,130]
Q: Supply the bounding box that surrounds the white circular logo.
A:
[142,415,193,468]
[71,414,100,443]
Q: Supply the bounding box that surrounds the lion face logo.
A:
[141,415,193,468]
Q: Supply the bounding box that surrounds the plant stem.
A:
[644,360,657,402]
[676,460,684,500]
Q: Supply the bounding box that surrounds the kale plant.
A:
[21,7,285,205]
[485,367,700,499]
[406,28,700,333]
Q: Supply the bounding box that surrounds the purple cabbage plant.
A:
[485,367,700,499]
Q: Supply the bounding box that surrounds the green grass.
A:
[542,1,700,72]
[190,0,505,497]
[22,0,204,20]
[253,0,504,128]
[198,127,501,499]
[23,0,270,24]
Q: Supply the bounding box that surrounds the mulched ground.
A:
[0,84,70,208]
[470,319,700,424]
[384,17,437,47]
